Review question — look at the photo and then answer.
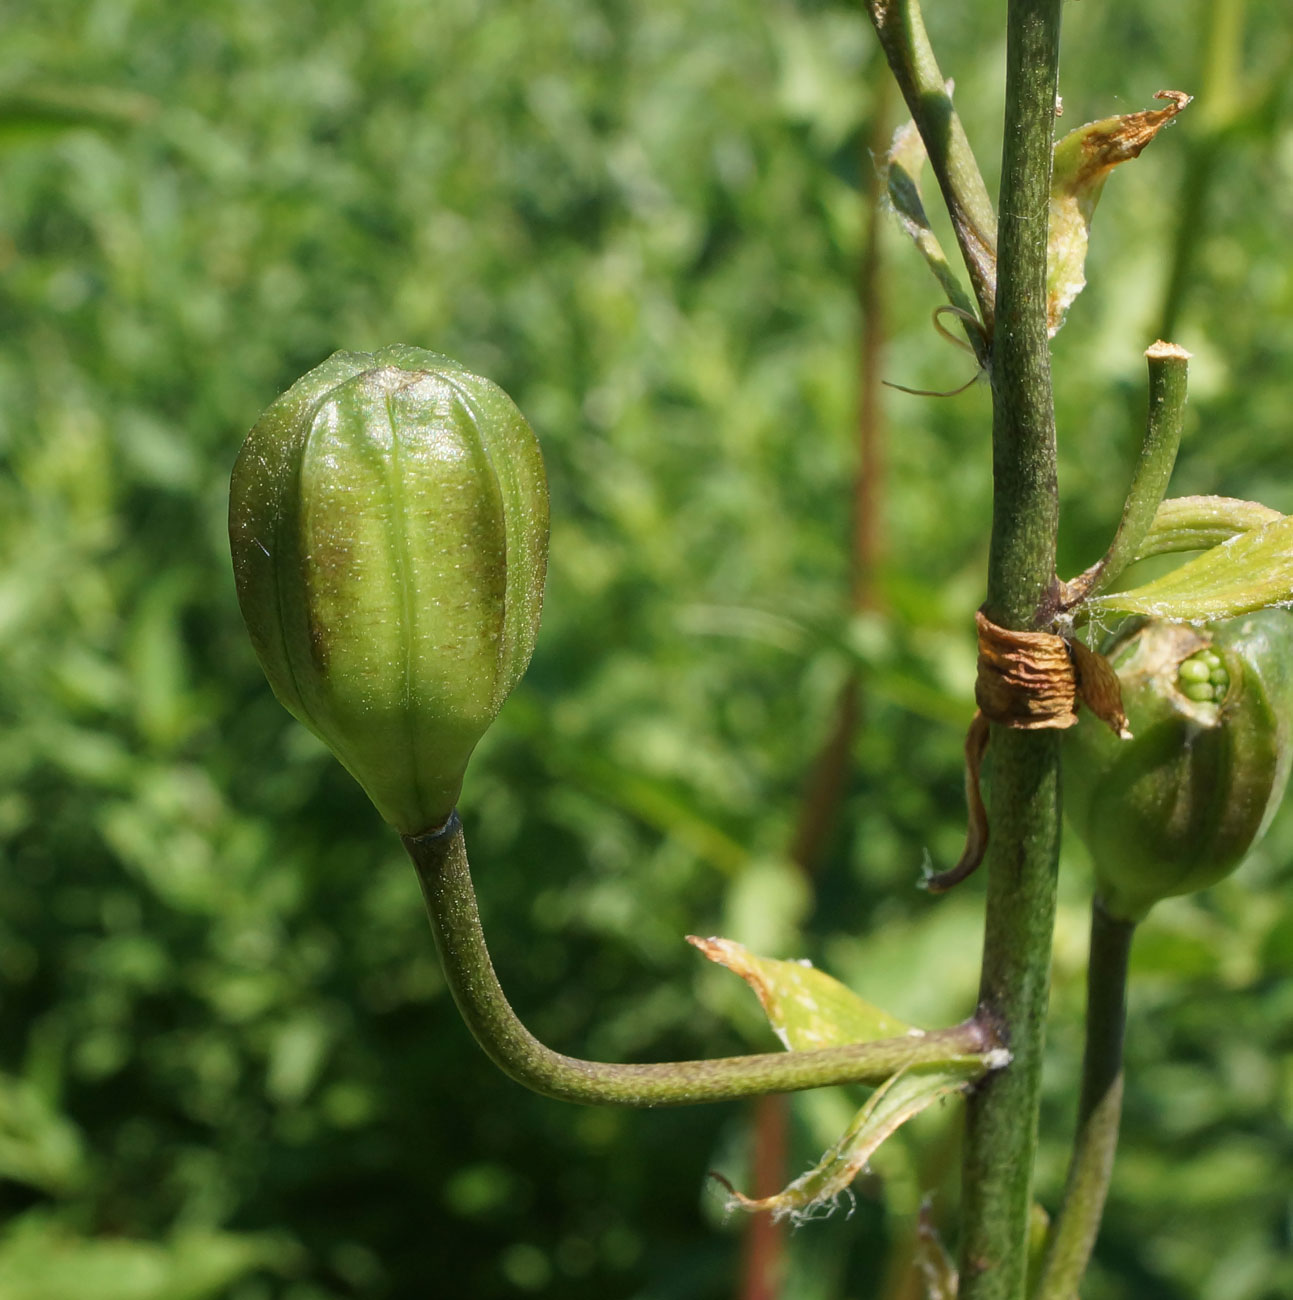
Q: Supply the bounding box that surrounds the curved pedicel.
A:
[403,815,1005,1108]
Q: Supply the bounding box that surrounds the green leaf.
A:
[687,935,913,1047]
[1133,495,1284,562]
[1096,514,1293,620]
[692,937,989,1220]
[1048,91,1190,335]
[715,1068,971,1222]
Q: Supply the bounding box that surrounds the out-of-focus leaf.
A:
[265,1016,333,1106]
[915,1202,958,1300]
[0,1214,293,1300]
[1026,1201,1051,1294]
[0,1076,87,1197]
[720,857,811,959]
[126,576,200,750]
[0,84,156,142]
[1095,514,1293,619]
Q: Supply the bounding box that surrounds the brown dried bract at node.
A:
[923,612,1129,893]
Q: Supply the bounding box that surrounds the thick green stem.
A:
[986,0,1063,811]
[1033,901,1135,1300]
[864,0,998,329]
[957,730,1061,1299]
[958,3,1064,1298]
[1068,342,1190,605]
[405,816,1000,1107]
[983,6,1062,628]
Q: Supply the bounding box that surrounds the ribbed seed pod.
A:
[229,345,548,835]
[1064,611,1293,921]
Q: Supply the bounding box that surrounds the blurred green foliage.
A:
[1,1,1291,1297]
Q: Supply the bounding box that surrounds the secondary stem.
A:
[1068,342,1190,604]
[1034,901,1135,1300]
[864,0,998,327]
[958,2,1064,1298]
[405,815,1000,1107]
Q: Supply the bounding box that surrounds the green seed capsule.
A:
[1065,611,1293,921]
[229,345,549,834]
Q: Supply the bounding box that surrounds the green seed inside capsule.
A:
[1177,648,1230,704]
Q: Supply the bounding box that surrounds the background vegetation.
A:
[1,1,1291,1296]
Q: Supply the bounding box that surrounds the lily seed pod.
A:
[230,345,548,835]
[1064,611,1293,921]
